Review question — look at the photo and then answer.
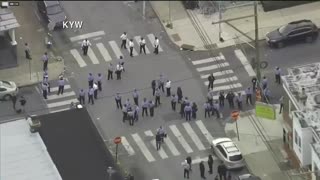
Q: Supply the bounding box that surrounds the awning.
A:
[0,8,20,32]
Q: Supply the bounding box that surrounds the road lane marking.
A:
[69,31,105,42]
[144,130,168,159]
[47,91,76,100]
[121,136,135,156]
[169,125,193,153]
[234,49,256,77]
[147,33,163,52]
[163,136,180,156]
[204,76,238,86]
[210,83,242,92]
[131,133,155,162]
[201,70,234,79]
[109,41,124,59]
[195,120,214,144]
[191,56,225,65]
[182,123,205,151]
[87,47,99,64]
[96,43,112,62]
[47,99,78,108]
[196,62,229,72]
[134,36,150,54]
[70,49,87,67]
[50,85,71,92]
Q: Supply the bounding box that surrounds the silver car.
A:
[211,138,245,169]
[0,80,18,100]
[238,174,261,180]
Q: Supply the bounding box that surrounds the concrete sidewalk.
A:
[0,2,63,87]
[150,1,320,51]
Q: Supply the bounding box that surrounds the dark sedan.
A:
[37,0,66,29]
[266,20,319,48]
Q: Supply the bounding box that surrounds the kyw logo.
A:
[62,21,83,29]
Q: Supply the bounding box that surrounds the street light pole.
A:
[254,1,261,81]
[218,1,224,42]
[142,1,146,20]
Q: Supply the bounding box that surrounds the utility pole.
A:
[218,1,224,42]
[142,1,146,20]
[254,1,261,81]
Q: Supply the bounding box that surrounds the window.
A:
[216,145,227,158]
[229,154,243,161]
[295,130,298,144]
[0,88,6,92]
[46,5,62,15]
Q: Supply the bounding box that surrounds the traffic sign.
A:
[114,136,122,144]
[231,110,240,121]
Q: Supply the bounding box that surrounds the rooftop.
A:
[0,119,62,180]
[311,143,320,161]
[292,110,320,140]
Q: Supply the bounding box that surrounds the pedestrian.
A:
[212,101,220,118]
[153,36,160,54]
[115,63,122,80]
[182,160,190,179]
[115,93,122,109]
[57,77,65,95]
[19,96,26,113]
[43,72,50,93]
[264,87,271,103]
[149,100,155,117]
[262,76,268,90]
[93,82,98,99]
[217,162,227,180]
[165,80,171,97]
[186,156,192,171]
[184,103,192,121]
[142,98,149,117]
[158,73,165,92]
[226,91,235,109]
[79,89,85,105]
[129,39,134,57]
[42,52,49,71]
[97,73,102,91]
[107,63,114,80]
[42,82,48,99]
[139,37,146,54]
[199,161,206,179]
[88,87,94,105]
[151,79,156,96]
[192,102,198,119]
[88,73,94,88]
[134,105,139,122]
[180,98,186,118]
[81,38,91,55]
[219,91,225,108]
[120,32,127,49]
[122,104,128,122]
[204,101,211,118]
[11,94,17,111]
[208,73,215,90]
[155,132,162,150]
[125,98,132,110]
[132,89,139,106]
[279,96,284,114]
[157,126,166,142]
[275,67,282,84]
[155,88,161,107]
[245,87,253,105]
[207,90,213,106]
[171,94,178,111]
[236,92,243,110]
[208,155,214,174]
[119,56,125,72]
[25,43,32,59]
[252,77,257,91]
[177,87,183,103]
[127,108,134,126]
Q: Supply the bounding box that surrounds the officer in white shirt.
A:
[81,38,91,55]
[139,37,146,54]
[129,39,134,57]
[93,82,98,99]
[165,80,171,97]
[120,32,127,49]
[154,36,159,54]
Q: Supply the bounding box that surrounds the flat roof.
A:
[0,119,62,180]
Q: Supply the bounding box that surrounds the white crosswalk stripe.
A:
[134,36,151,54]
[234,49,256,77]
[50,85,71,92]
[144,130,168,159]
[191,56,225,65]
[201,70,234,79]
[169,125,193,154]
[131,133,155,162]
[121,136,135,156]
[70,49,87,67]
[195,120,214,144]
[96,43,112,62]
[196,62,229,72]
[87,47,99,64]
[182,123,205,151]
[46,91,76,100]
[109,40,124,59]
[204,76,238,86]
[147,34,163,52]
[47,99,78,108]
[163,136,180,156]
[211,83,242,92]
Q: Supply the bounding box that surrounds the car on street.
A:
[265,19,319,48]
[238,174,261,180]
[0,80,18,100]
[37,0,66,28]
[211,137,245,169]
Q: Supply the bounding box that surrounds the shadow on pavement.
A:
[0,32,17,70]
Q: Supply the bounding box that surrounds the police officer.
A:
[115,93,122,109]
[226,91,235,109]
[155,88,161,107]
[42,52,49,71]
[207,91,213,106]
[177,87,183,103]
[139,37,146,54]
[236,92,243,110]
[122,104,128,122]
[127,108,134,126]
[275,67,282,84]
[208,155,214,174]
[120,32,127,49]
[129,39,134,57]
[149,100,155,117]
[93,82,98,99]
[264,88,271,103]
[154,36,160,54]
[159,73,165,92]
[142,98,149,117]
[132,89,139,106]
[125,98,132,110]
[88,73,94,88]
[207,73,215,90]
[213,101,220,118]
[199,161,206,179]
[245,87,253,105]
[97,73,102,91]
[79,89,85,105]
[151,79,156,96]
[57,77,65,95]
[180,98,186,118]
[42,82,48,99]
[171,94,178,111]
[88,87,94,105]
[203,101,211,118]
[134,105,139,122]
[119,56,125,72]
[192,102,198,119]
[107,63,114,80]
[252,77,257,91]
[81,38,91,55]
[184,103,192,121]
[262,76,268,90]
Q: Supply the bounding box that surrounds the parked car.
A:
[211,137,245,169]
[37,0,66,28]
[266,19,319,48]
[238,174,261,180]
[0,80,18,100]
